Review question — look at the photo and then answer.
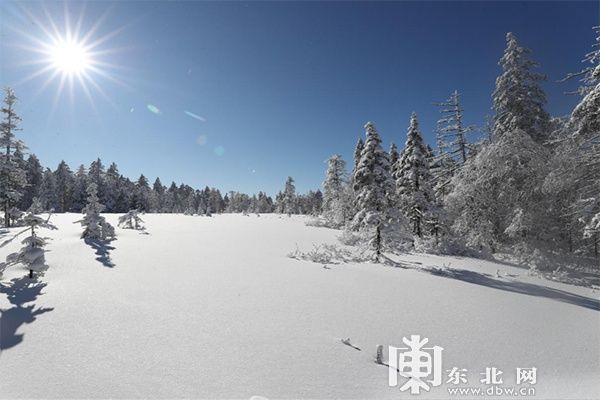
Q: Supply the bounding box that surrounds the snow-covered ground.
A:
[0,214,598,399]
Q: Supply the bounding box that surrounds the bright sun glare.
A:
[15,4,124,109]
[50,39,91,75]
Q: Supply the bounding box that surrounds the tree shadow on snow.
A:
[421,267,600,311]
[84,238,116,268]
[0,276,54,352]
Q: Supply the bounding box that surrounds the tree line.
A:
[320,30,600,262]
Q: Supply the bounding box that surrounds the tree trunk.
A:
[4,200,9,228]
[374,224,382,263]
[29,269,34,279]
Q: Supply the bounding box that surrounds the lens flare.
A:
[196,135,208,145]
[146,104,161,114]
[184,110,206,122]
[214,146,225,156]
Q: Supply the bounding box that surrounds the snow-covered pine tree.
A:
[0,88,27,227]
[492,32,550,143]
[351,122,401,258]
[322,154,350,227]
[389,143,399,170]
[78,182,115,240]
[197,196,206,215]
[71,165,88,212]
[133,174,151,212]
[150,177,165,212]
[88,158,106,205]
[393,113,437,238]
[282,176,296,216]
[352,137,364,174]
[39,168,57,211]
[28,197,44,214]
[54,160,73,212]
[561,26,600,255]
[19,154,43,211]
[184,192,196,215]
[118,210,145,230]
[4,213,56,279]
[103,163,121,212]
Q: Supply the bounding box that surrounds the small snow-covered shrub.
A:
[287,243,354,264]
[338,229,363,246]
[305,217,332,228]
[118,210,145,230]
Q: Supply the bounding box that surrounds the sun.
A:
[13,4,126,109]
[49,39,92,75]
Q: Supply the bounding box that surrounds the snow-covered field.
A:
[0,214,598,399]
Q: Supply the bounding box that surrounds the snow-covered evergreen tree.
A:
[393,113,437,237]
[388,143,399,169]
[133,174,151,212]
[492,32,549,143]
[282,176,296,216]
[88,158,106,206]
[352,122,395,228]
[78,182,115,240]
[118,210,145,230]
[28,197,44,214]
[322,154,350,227]
[561,26,600,254]
[103,162,121,212]
[39,168,57,212]
[0,88,27,227]
[54,160,73,212]
[150,177,165,212]
[19,154,43,211]
[184,192,197,215]
[352,137,364,174]
[3,213,56,279]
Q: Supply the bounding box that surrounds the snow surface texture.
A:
[0,214,598,399]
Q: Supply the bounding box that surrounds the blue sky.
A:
[0,1,598,195]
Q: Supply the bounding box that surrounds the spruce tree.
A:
[389,143,399,170]
[19,154,43,211]
[351,122,397,245]
[0,88,27,227]
[492,32,549,143]
[78,182,115,240]
[563,26,600,254]
[54,160,74,213]
[282,176,296,216]
[393,113,436,237]
[3,213,56,279]
[322,154,350,227]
